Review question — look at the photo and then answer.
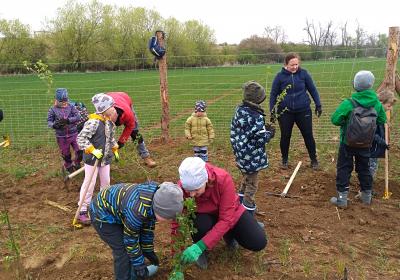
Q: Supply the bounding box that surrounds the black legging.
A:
[278,108,316,161]
[192,211,267,251]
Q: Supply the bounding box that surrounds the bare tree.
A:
[264,25,286,44]
[353,22,366,47]
[339,22,351,47]
[303,19,335,48]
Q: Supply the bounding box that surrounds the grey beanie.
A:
[243,81,266,104]
[353,70,375,92]
[153,182,183,220]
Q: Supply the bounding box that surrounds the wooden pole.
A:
[156,31,170,143]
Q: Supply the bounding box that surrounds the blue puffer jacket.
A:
[230,104,273,173]
[90,182,158,267]
[47,104,80,137]
[370,124,387,158]
[269,67,321,113]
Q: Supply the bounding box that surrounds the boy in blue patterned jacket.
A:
[90,182,183,280]
[230,81,275,215]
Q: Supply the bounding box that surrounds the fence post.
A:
[377,26,399,93]
[156,30,170,143]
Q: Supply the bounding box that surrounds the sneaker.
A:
[195,252,208,270]
[281,159,288,170]
[78,211,91,226]
[143,157,157,168]
[311,159,319,170]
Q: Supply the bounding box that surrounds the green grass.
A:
[0,57,398,148]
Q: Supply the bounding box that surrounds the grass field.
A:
[0,57,397,147]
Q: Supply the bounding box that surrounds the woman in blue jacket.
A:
[269,53,322,170]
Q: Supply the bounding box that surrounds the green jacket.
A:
[185,113,215,146]
[331,89,386,145]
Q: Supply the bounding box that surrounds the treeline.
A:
[0,0,388,74]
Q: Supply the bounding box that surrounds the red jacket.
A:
[177,163,245,250]
[106,92,137,144]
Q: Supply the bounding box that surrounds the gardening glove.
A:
[265,123,276,139]
[112,145,120,162]
[52,120,63,129]
[143,251,159,266]
[117,141,125,149]
[85,144,103,159]
[133,264,149,279]
[169,271,184,280]
[91,149,103,159]
[181,240,207,264]
[315,106,322,118]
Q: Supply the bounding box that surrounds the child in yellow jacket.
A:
[185,100,215,161]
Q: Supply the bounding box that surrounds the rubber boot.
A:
[361,190,372,205]
[238,192,244,204]
[330,191,348,208]
[243,201,264,228]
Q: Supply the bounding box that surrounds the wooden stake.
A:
[383,112,392,199]
[281,161,302,197]
[156,30,170,143]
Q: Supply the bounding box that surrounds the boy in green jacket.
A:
[184,100,215,161]
[330,70,386,208]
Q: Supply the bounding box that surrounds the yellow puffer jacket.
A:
[185,113,215,146]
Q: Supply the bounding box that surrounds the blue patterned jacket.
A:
[230,104,273,173]
[90,182,157,267]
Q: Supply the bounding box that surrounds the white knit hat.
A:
[92,93,114,113]
[178,157,208,191]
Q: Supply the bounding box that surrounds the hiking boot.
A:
[281,159,288,170]
[330,191,348,208]
[360,190,372,205]
[78,211,91,226]
[311,159,319,170]
[143,157,157,168]
[195,252,208,270]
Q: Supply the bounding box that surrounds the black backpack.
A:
[345,99,377,148]
[148,32,166,59]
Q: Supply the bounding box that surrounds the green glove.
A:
[181,240,206,264]
[169,271,184,280]
[91,148,103,159]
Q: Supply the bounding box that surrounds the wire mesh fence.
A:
[0,48,398,149]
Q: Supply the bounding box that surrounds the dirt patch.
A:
[1,141,400,279]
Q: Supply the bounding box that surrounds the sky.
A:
[0,0,398,44]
